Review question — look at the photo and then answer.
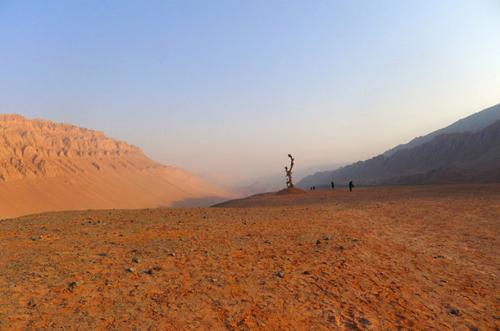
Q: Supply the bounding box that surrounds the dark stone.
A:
[27,299,36,308]
[359,317,371,326]
[68,281,83,290]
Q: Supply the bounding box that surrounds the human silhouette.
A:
[349,181,354,192]
[331,181,335,189]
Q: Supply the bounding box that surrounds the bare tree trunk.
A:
[285,154,295,188]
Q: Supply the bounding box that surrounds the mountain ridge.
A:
[298,104,500,188]
[384,103,500,156]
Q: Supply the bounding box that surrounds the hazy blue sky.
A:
[1,1,499,183]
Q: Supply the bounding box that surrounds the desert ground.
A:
[0,185,498,330]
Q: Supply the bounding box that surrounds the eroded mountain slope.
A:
[0,115,226,218]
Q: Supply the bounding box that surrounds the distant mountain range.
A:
[298,103,500,188]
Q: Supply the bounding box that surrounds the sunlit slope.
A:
[0,114,227,218]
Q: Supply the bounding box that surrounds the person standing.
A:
[331,181,335,189]
[349,180,354,192]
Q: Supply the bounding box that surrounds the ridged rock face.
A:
[0,115,228,218]
[0,114,155,182]
[298,119,500,187]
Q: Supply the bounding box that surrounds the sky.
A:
[1,0,500,184]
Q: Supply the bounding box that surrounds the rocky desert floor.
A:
[0,185,499,330]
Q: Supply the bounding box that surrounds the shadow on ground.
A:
[170,196,229,208]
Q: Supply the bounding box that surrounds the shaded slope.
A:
[299,119,500,187]
[385,102,500,156]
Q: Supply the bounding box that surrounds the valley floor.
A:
[0,185,499,330]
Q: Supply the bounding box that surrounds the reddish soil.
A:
[0,185,499,330]
[275,187,306,195]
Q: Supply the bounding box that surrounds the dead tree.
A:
[284,154,295,188]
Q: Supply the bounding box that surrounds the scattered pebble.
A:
[68,281,83,290]
[144,266,162,275]
[276,271,285,278]
[132,257,141,263]
[316,240,321,245]
[359,317,371,326]
[126,267,135,273]
[98,252,108,257]
[449,308,461,316]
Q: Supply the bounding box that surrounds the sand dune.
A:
[0,115,227,219]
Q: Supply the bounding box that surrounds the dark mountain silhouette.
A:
[298,104,500,188]
[385,103,500,156]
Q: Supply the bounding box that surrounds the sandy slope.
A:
[0,165,225,219]
[0,115,227,218]
[0,185,498,330]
